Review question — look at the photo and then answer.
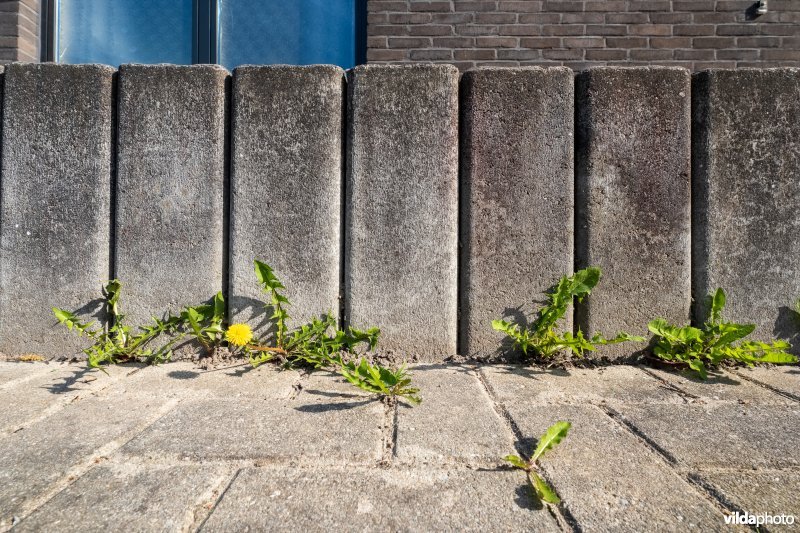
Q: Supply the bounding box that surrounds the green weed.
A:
[505,421,571,505]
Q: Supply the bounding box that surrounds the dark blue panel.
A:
[218,0,358,69]
[57,0,193,65]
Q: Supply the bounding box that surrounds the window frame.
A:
[40,0,366,67]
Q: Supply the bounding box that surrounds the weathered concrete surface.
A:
[345,64,459,359]
[115,65,227,326]
[576,67,691,361]
[0,361,53,387]
[736,365,800,400]
[394,365,509,465]
[646,367,796,405]
[2,361,797,530]
[693,69,800,350]
[15,464,229,533]
[0,64,114,358]
[460,67,574,357]
[201,467,561,532]
[230,66,344,335]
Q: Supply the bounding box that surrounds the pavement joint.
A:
[731,370,800,404]
[193,468,241,533]
[637,366,701,401]
[474,366,580,533]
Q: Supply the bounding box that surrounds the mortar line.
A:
[474,366,582,533]
[12,397,182,527]
[600,404,742,521]
[192,467,242,533]
[730,370,800,403]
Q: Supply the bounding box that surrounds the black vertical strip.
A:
[690,72,710,328]
[195,0,214,64]
[355,0,367,65]
[456,73,469,356]
[223,72,232,321]
[110,70,119,283]
[573,70,589,335]
[210,0,219,65]
[338,71,348,331]
[40,0,56,62]
[342,70,356,330]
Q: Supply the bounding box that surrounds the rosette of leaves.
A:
[339,359,421,406]
[179,291,226,354]
[505,421,571,504]
[648,288,797,380]
[492,267,644,359]
[54,280,183,368]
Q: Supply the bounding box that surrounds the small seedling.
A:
[648,288,797,380]
[504,421,571,505]
[492,267,644,360]
[54,280,183,368]
[339,359,421,406]
[180,292,226,354]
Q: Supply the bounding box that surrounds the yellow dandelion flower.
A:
[226,323,253,347]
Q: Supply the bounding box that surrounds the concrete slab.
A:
[115,64,227,327]
[0,63,114,358]
[460,67,574,357]
[394,365,510,465]
[693,69,800,349]
[699,471,800,531]
[345,64,459,358]
[617,403,800,469]
[0,361,58,387]
[646,367,795,405]
[575,67,692,361]
[503,404,727,531]
[14,464,228,533]
[735,366,800,400]
[0,389,177,529]
[120,390,384,465]
[230,66,344,333]
[201,466,561,532]
[480,365,684,405]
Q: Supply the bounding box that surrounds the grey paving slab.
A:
[113,361,299,400]
[0,363,134,434]
[735,366,800,400]
[15,463,228,533]
[0,389,177,529]
[503,404,727,531]
[617,403,800,469]
[230,66,343,334]
[481,365,685,406]
[646,367,795,405]
[699,471,800,531]
[394,365,509,465]
[693,69,800,350]
[201,466,561,532]
[0,361,55,387]
[121,383,384,464]
[0,63,114,358]
[575,67,692,361]
[345,64,459,359]
[115,64,227,327]
[460,67,574,358]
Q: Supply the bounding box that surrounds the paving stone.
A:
[699,471,800,531]
[230,66,344,333]
[394,365,509,465]
[617,403,800,469]
[345,64,459,358]
[735,366,800,400]
[201,466,561,532]
[115,65,227,327]
[0,388,177,528]
[120,381,385,464]
[646,367,795,405]
[503,404,727,531]
[0,64,114,358]
[693,69,800,349]
[481,365,684,405]
[575,67,692,361]
[460,67,574,357]
[15,464,228,533]
[0,361,55,387]
[0,363,134,434]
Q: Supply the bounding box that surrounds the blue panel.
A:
[57,0,193,65]
[219,0,358,69]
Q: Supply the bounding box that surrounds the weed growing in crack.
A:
[340,359,421,406]
[648,288,796,380]
[492,267,644,361]
[505,421,571,505]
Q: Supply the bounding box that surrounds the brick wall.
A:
[0,0,39,63]
[367,0,800,70]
